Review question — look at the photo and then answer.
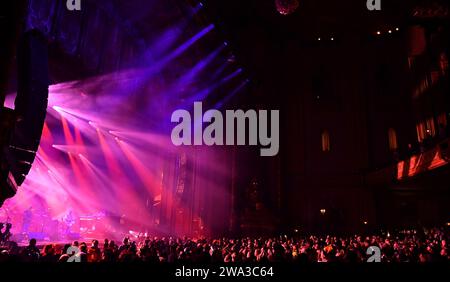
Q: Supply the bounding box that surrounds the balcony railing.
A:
[397,139,449,180]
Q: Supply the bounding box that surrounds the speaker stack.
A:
[0,29,49,206]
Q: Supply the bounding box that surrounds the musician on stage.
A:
[21,207,33,234]
[63,210,75,236]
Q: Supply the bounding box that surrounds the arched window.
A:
[321,130,330,152]
[388,128,398,151]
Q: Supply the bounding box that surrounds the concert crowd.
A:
[0,227,449,263]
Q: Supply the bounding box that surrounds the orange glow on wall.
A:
[408,155,420,177]
[426,118,436,136]
[416,117,438,142]
[428,151,447,170]
[388,128,398,151]
[416,122,425,142]
[321,130,331,152]
[397,161,405,179]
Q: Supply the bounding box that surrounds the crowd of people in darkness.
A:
[0,228,449,263]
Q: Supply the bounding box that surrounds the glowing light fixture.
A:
[275,0,299,16]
